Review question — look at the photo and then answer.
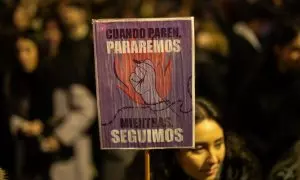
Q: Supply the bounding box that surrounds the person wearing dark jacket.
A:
[57,1,93,87]
[5,31,53,180]
[233,22,300,178]
[5,30,97,180]
[228,1,276,106]
[225,1,280,138]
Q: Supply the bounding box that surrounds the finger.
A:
[138,60,155,70]
[130,74,141,89]
[130,73,140,83]
[137,64,154,76]
[144,60,154,68]
[135,66,146,78]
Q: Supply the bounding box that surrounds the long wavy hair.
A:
[150,98,262,180]
[6,30,53,120]
[150,98,222,180]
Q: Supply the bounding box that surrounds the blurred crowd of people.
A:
[0,0,299,179]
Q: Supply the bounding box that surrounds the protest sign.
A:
[93,17,195,149]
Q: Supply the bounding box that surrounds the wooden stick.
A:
[145,150,151,180]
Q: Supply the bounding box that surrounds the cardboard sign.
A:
[93,17,195,149]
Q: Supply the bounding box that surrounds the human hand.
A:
[40,136,60,152]
[130,60,155,94]
[130,60,162,104]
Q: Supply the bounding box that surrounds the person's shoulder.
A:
[222,132,263,180]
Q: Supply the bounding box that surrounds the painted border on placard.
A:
[92,17,195,150]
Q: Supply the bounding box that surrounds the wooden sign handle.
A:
[145,150,151,180]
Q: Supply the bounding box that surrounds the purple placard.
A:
[93,18,195,149]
